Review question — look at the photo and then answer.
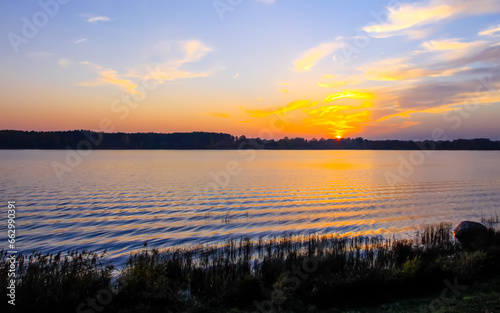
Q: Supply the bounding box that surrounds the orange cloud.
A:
[209,112,231,118]
[243,100,318,117]
[323,90,374,103]
[242,90,376,138]
[304,90,374,138]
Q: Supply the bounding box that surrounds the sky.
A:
[1,0,500,140]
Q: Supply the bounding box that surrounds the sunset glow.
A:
[1,1,500,139]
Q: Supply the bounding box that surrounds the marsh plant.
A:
[1,222,500,312]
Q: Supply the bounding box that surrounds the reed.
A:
[2,222,500,312]
[0,250,113,311]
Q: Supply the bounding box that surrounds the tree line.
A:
[1,130,499,150]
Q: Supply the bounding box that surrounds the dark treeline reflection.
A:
[1,130,499,150]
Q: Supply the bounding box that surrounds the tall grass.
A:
[2,222,500,312]
[0,250,113,312]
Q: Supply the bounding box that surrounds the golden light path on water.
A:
[1,150,500,267]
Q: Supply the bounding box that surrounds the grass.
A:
[348,276,500,313]
[2,222,500,312]
[0,250,114,312]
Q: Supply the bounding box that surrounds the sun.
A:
[335,135,342,139]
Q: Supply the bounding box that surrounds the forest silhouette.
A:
[1,130,499,150]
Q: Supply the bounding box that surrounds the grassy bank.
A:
[2,222,500,313]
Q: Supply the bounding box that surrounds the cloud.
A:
[209,112,231,118]
[323,90,373,104]
[422,38,472,51]
[234,73,240,78]
[357,37,499,82]
[244,100,317,117]
[130,40,212,82]
[182,40,212,63]
[479,24,500,37]
[74,38,88,44]
[79,68,142,96]
[242,90,375,138]
[256,0,275,4]
[421,38,491,61]
[58,58,71,69]
[373,67,500,125]
[358,57,429,81]
[304,90,374,138]
[79,40,214,95]
[293,42,342,72]
[317,74,363,88]
[363,0,500,38]
[87,16,111,24]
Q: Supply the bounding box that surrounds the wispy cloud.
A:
[129,40,213,81]
[74,38,88,44]
[479,24,500,37]
[317,74,363,88]
[293,42,342,72]
[182,40,212,63]
[256,0,276,4]
[370,65,500,129]
[79,39,214,95]
[363,0,500,38]
[422,38,472,51]
[79,68,142,96]
[58,58,71,69]
[358,57,428,81]
[87,16,111,24]
[244,100,317,117]
[357,36,498,82]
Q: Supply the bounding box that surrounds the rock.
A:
[453,221,489,248]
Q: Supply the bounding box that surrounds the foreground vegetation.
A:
[2,222,500,312]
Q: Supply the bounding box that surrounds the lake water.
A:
[1,150,499,267]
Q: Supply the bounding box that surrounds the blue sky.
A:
[1,0,500,139]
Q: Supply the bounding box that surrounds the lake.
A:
[1,150,499,267]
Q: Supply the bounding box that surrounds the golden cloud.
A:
[293,42,342,72]
[244,100,318,118]
[363,0,500,38]
[209,112,231,118]
[79,68,142,96]
[479,24,500,37]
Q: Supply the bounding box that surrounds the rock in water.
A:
[453,221,489,248]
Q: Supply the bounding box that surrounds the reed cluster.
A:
[2,222,500,312]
